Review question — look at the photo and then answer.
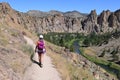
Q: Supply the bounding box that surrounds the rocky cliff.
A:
[0,2,120,80]
[0,2,33,80]
[0,19,31,80]
[0,2,120,34]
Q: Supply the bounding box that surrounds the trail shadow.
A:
[30,53,39,65]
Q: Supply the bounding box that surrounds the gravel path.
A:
[23,36,61,80]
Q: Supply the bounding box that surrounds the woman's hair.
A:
[39,38,43,40]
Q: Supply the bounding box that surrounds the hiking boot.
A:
[40,64,43,68]
[39,62,43,68]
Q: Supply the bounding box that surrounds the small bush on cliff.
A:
[21,44,34,55]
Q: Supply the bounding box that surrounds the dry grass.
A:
[11,60,22,73]
[0,23,34,79]
[46,41,95,80]
[84,47,96,56]
[45,42,69,79]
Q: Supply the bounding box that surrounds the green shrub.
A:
[43,32,86,52]
[99,49,106,57]
[117,71,120,79]
[80,48,120,79]
[21,44,34,55]
[11,31,19,37]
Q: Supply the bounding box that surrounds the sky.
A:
[0,0,120,14]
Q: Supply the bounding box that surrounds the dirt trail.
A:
[23,36,61,80]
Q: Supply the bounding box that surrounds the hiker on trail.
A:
[35,34,46,67]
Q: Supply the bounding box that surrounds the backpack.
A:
[37,40,44,50]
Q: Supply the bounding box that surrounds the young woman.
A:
[35,35,46,67]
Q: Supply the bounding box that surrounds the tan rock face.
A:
[0,2,120,34]
[98,10,111,27]
[0,2,119,80]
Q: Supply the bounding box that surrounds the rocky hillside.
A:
[0,3,35,80]
[89,37,120,64]
[46,42,117,80]
[0,2,120,34]
[0,23,32,80]
[0,2,120,80]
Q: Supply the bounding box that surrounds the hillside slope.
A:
[0,2,119,80]
[85,37,120,64]
[0,23,31,79]
[45,41,117,80]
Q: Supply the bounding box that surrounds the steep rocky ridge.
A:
[0,2,120,34]
[0,2,120,80]
[0,23,32,80]
[0,3,35,80]
[89,37,120,63]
